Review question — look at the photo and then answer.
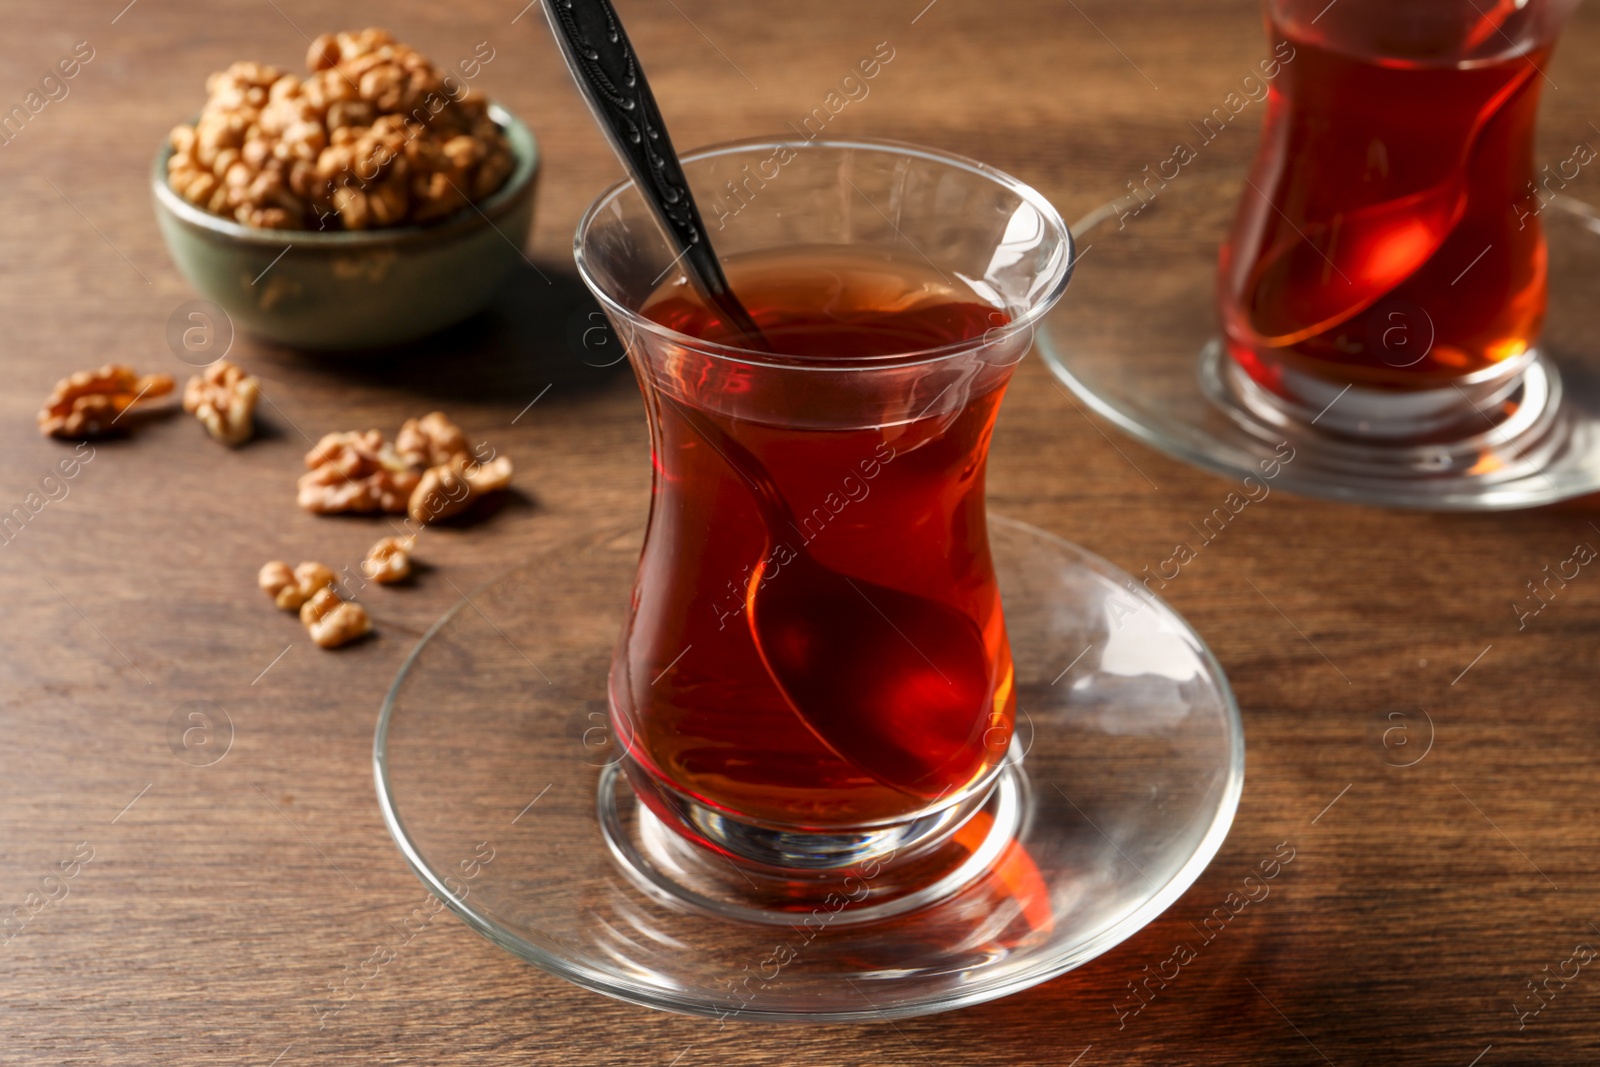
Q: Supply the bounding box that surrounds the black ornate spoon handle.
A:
[542,0,771,349]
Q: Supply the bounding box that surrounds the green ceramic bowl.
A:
[153,104,539,350]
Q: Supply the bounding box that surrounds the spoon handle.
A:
[542,0,770,347]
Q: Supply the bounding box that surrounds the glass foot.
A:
[374,516,1243,1021]
[1199,340,1567,485]
[1040,172,1600,510]
[598,757,1026,927]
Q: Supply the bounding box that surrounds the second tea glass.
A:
[1041,0,1600,510]
[1217,0,1579,442]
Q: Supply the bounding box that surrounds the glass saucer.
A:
[1039,172,1600,510]
[373,516,1244,1022]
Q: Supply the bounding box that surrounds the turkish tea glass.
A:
[1218,0,1579,439]
[575,138,1072,877]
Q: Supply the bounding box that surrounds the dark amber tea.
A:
[1220,5,1556,396]
[610,248,1017,832]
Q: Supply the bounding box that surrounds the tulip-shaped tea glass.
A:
[1043,0,1600,509]
[586,144,1065,881]
[375,138,1244,1019]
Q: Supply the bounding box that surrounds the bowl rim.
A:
[152,101,538,247]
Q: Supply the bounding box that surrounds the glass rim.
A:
[571,135,1075,373]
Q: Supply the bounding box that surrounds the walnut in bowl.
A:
[152,30,539,350]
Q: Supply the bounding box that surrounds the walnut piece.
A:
[167,30,513,231]
[466,454,513,493]
[258,559,337,610]
[408,454,513,524]
[258,561,297,607]
[296,429,420,514]
[183,359,260,446]
[361,536,415,583]
[295,561,337,597]
[304,428,386,474]
[395,411,468,468]
[299,586,371,648]
[297,413,511,523]
[38,364,175,439]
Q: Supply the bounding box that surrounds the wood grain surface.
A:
[3,1,1599,1063]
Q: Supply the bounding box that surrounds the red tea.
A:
[1219,26,1551,391]
[611,248,1016,828]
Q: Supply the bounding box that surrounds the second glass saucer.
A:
[374,516,1243,1022]
[1039,172,1600,510]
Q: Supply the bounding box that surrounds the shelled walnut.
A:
[395,410,467,468]
[299,586,371,648]
[166,29,513,231]
[183,359,259,445]
[361,536,415,583]
[408,453,513,524]
[296,412,510,521]
[296,429,420,514]
[37,364,174,439]
[258,560,336,610]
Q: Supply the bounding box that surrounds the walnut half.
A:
[408,454,513,524]
[183,359,260,446]
[38,364,175,439]
[395,411,468,468]
[299,587,371,648]
[361,536,415,583]
[296,429,419,514]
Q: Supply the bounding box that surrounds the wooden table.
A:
[5,1,1599,1062]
